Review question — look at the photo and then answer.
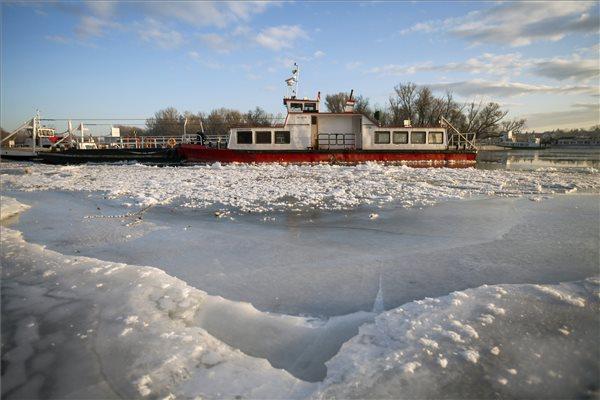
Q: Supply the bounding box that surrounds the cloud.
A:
[45,35,71,44]
[572,102,600,111]
[531,57,599,82]
[137,18,183,49]
[426,79,596,98]
[85,1,116,18]
[199,33,236,53]
[368,62,433,76]
[276,57,297,68]
[346,61,363,70]
[313,50,325,58]
[368,52,599,83]
[255,25,306,51]
[187,51,221,69]
[519,103,600,130]
[399,22,435,35]
[68,1,120,39]
[144,1,275,29]
[34,1,275,45]
[368,53,525,76]
[76,15,120,38]
[402,2,599,47]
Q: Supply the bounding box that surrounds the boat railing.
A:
[100,135,230,149]
[318,133,356,150]
[99,136,188,149]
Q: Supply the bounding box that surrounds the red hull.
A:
[178,145,477,166]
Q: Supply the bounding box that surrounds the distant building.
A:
[556,137,600,146]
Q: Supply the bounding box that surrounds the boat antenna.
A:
[285,63,299,99]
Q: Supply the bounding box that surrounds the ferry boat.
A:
[498,131,546,150]
[1,114,182,164]
[179,65,477,166]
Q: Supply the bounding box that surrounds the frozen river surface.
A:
[1,151,599,398]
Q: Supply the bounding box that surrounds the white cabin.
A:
[227,96,448,151]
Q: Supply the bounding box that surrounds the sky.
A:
[1,1,599,133]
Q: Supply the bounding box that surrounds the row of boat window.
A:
[236,129,444,145]
[289,103,318,112]
[374,131,444,145]
[237,131,291,144]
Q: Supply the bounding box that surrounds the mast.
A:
[32,110,39,154]
[285,63,299,99]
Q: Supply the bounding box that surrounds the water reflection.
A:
[477,148,600,170]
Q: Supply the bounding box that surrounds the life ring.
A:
[167,138,177,148]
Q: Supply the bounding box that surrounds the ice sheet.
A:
[1,197,599,398]
[1,225,315,398]
[8,189,600,317]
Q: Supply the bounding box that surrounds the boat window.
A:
[393,131,409,144]
[255,131,272,144]
[311,116,318,125]
[274,131,290,144]
[374,131,391,144]
[237,131,253,144]
[304,103,317,112]
[411,131,426,144]
[428,131,444,144]
[290,103,303,112]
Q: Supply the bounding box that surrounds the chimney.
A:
[344,89,356,113]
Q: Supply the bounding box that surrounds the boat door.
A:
[311,115,318,149]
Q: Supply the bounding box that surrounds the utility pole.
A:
[182,117,188,143]
[32,110,39,154]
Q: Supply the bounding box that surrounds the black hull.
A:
[38,148,181,164]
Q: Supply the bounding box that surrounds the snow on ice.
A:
[1,198,599,399]
[1,162,598,212]
[316,278,599,399]
[0,195,30,220]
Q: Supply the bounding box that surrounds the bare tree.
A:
[325,92,371,115]
[203,108,245,137]
[414,87,436,125]
[389,82,417,125]
[146,107,182,136]
[465,102,509,138]
[325,93,346,113]
[181,111,204,136]
[244,107,272,126]
[500,118,527,133]
[114,125,147,136]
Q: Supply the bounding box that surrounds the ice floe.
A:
[2,162,598,212]
[315,277,599,399]
[0,195,30,220]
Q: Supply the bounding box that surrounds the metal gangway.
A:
[0,112,52,157]
[441,116,476,150]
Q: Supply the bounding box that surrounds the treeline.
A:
[117,107,283,137]
[117,82,524,138]
[538,125,600,139]
[325,83,525,138]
